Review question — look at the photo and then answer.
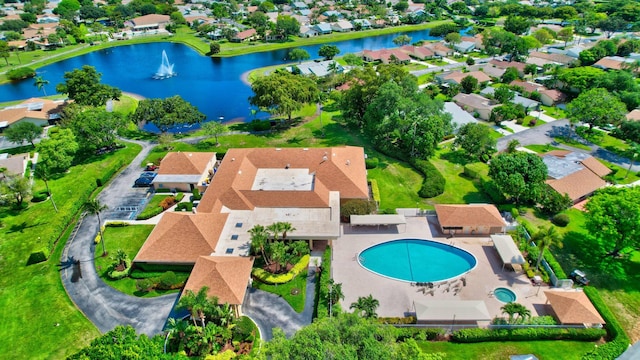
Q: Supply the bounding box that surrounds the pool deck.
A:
[333,216,553,323]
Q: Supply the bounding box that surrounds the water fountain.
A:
[153,50,176,79]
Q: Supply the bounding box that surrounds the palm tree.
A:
[267,222,283,243]
[350,294,379,318]
[279,221,296,241]
[624,142,640,179]
[248,225,270,263]
[111,249,128,269]
[33,76,49,96]
[514,303,531,323]
[166,318,190,353]
[84,199,108,256]
[269,241,288,273]
[501,302,519,324]
[327,279,344,305]
[531,225,563,271]
[290,240,310,257]
[178,286,213,327]
[216,303,235,328]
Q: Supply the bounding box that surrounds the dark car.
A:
[570,269,590,286]
[134,177,154,187]
[140,172,157,178]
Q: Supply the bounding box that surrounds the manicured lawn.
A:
[540,105,567,119]
[406,62,429,71]
[600,159,640,185]
[427,59,449,66]
[136,194,171,219]
[367,158,424,211]
[0,142,141,359]
[253,271,309,313]
[418,340,598,359]
[430,148,490,206]
[524,144,563,153]
[93,225,188,297]
[576,126,630,156]
[112,94,139,115]
[552,136,592,151]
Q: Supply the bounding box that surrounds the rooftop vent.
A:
[346,160,350,166]
[285,164,290,169]
[225,248,234,254]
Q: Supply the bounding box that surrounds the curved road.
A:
[60,139,180,336]
[497,119,640,173]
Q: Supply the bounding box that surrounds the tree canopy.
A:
[319,44,340,60]
[131,95,205,133]
[60,105,128,153]
[585,186,640,258]
[489,152,548,204]
[35,128,78,175]
[56,65,121,107]
[453,123,496,162]
[4,122,42,147]
[249,71,318,121]
[567,88,627,130]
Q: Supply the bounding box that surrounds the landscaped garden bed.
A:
[136,193,184,220]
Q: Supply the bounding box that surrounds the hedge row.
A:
[365,157,379,169]
[252,255,310,284]
[315,248,334,319]
[105,221,129,227]
[369,179,381,204]
[378,316,417,325]
[176,202,193,212]
[451,327,606,343]
[412,159,445,198]
[136,271,186,292]
[581,287,630,360]
[395,327,444,341]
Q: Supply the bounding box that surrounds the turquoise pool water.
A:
[358,239,477,283]
[494,287,517,303]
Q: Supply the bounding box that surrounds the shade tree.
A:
[201,120,227,146]
[319,44,340,60]
[56,65,121,106]
[567,88,627,131]
[60,106,128,153]
[453,123,496,162]
[249,71,318,122]
[3,122,42,147]
[131,95,205,133]
[288,48,310,63]
[488,151,548,204]
[1,175,31,209]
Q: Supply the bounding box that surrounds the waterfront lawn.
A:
[252,271,308,313]
[418,340,597,360]
[0,142,141,359]
[112,94,139,115]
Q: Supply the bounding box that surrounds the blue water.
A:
[358,239,477,282]
[494,287,517,303]
[0,27,467,127]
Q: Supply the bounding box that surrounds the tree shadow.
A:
[7,220,44,233]
[439,150,473,166]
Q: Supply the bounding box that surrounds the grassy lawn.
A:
[429,148,490,206]
[601,159,640,185]
[576,127,630,156]
[418,340,598,359]
[253,271,308,313]
[552,136,592,151]
[112,94,139,115]
[541,105,567,119]
[522,116,546,127]
[0,142,141,359]
[93,225,188,297]
[427,59,449,66]
[406,62,429,71]
[137,194,171,219]
[524,144,563,153]
[367,157,424,211]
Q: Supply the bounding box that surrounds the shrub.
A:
[94,233,102,244]
[233,316,257,343]
[192,188,202,200]
[7,67,36,80]
[552,213,570,227]
[252,255,309,284]
[174,192,185,202]
[157,271,181,289]
[136,206,164,220]
[159,196,177,210]
[480,177,507,204]
[412,159,445,198]
[365,157,379,169]
[108,259,132,280]
[27,247,50,265]
[378,316,417,325]
[105,221,128,227]
[175,202,193,212]
[31,190,49,203]
[130,269,167,279]
[463,163,485,179]
[250,119,271,131]
[369,179,381,204]
[315,248,335,319]
[451,327,606,343]
[136,278,156,292]
[543,250,567,279]
[340,199,377,222]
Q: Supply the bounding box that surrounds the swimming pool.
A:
[357,239,477,283]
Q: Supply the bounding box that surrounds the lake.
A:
[0,27,461,128]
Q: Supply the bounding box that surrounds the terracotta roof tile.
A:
[580,156,612,178]
[183,256,254,304]
[545,291,605,324]
[158,152,216,175]
[434,204,505,228]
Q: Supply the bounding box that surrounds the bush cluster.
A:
[377,316,417,325]
[451,327,606,343]
[315,248,334,319]
[395,327,444,341]
[31,190,49,203]
[480,177,507,204]
[105,221,128,227]
[250,119,272,131]
[192,188,202,200]
[369,180,381,204]
[365,157,379,169]
[340,199,377,222]
[581,287,630,360]
[552,213,570,227]
[252,255,309,284]
[7,67,36,80]
[107,259,132,280]
[175,202,193,212]
[27,247,50,265]
[412,159,445,198]
[135,271,185,292]
[159,196,177,210]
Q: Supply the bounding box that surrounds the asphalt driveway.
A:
[60,140,179,337]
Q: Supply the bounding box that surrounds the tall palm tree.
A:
[532,225,563,271]
[327,279,344,306]
[269,241,288,273]
[166,317,190,353]
[33,76,49,96]
[216,303,235,328]
[267,222,283,243]
[350,294,379,318]
[178,286,212,328]
[84,199,108,256]
[248,225,270,263]
[501,302,519,324]
[279,221,296,241]
[514,303,531,323]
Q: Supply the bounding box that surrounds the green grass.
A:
[576,126,631,157]
[521,116,546,127]
[524,144,563,153]
[600,159,640,185]
[552,136,592,151]
[367,157,424,210]
[418,340,598,359]
[112,94,139,115]
[93,225,188,297]
[252,270,308,313]
[540,105,567,119]
[427,59,449,66]
[0,142,141,359]
[429,148,491,206]
[405,62,429,71]
[137,194,171,219]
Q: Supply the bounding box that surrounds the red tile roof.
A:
[434,204,505,228]
[183,256,254,305]
[158,152,215,175]
[545,291,605,325]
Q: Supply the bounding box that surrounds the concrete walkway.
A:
[242,267,317,341]
[60,139,180,337]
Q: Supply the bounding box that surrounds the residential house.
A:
[36,15,59,24]
[299,25,318,38]
[0,98,64,130]
[488,59,527,77]
[265,30,285,42]
[434,204,506,235]
[0,153,28,180]
[323,10,341,18]
[452,93,496,120]
[129,14,170,31]
[152,152,217,192]
[313,22,332,35]
[331,20,353,32]
[437,70,491,86]
[351,19,371,30]
[453,41,475,53]
[444,102,478,131]
[425,42,454,57]
[539,89,566,106]
[510,80,545,94]
[593,56,631,71]
[480,87,540,111]
[292,1,308,10]
[232,29,257,42]
[294,60,344,77]
[400,45,434,60]
[528,51,576,66]
[133,147,369,316]
[362,48,411,64]
[541,150,611,203]
[472,65,505,79]
[461,34,484,50]
[626,109,640,121]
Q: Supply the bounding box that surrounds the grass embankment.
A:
[0,142,141,359]
[93,225,189,297]
[418,340,597,360]
[253,271,308,313]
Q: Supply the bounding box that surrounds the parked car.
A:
[570,269,590,286]
[134,177,154,187]
[145,163,158,171]
[140,172,157,178]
